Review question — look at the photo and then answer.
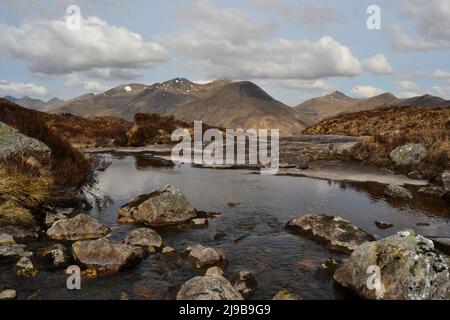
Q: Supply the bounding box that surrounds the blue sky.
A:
[1,0,450,105]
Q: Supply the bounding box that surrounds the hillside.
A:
[295,91,450,123]
[173,81,310,135]
[304,106,450,179]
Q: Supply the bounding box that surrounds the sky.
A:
[0,0,450,105]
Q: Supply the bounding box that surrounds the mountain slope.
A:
[173,81,309,135]
[3,96,64,112]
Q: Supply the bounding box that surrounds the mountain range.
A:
[4,78,450,136]
[295,91,450,123]
[2,96,64,112]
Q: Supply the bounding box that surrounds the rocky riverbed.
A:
[1,152,449,300]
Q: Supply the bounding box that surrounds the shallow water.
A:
[1,153,449,300]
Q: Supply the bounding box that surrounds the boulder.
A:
[0,244,32,263]
[418,186,447,199]
[122,228,162,251]
[44,208,77,228]
[389,143,427,167]
[231,270,257,299]
[205,266,224,277]
[47,214,110,241]
[384,184,413,200]
[0,233,15,246]
[38,244,70,269]
[162,246,175,254]
[375,221,394,230]
[15,257,38,278]
[118,186,196,226]
[0,122,49,157]
[176,275,244,300]
[185,244,226,268]
[72,238,144,275]
[334,231,450,300]
[286,214,375,255]
[0,289,16,300]
[443,171,450,192]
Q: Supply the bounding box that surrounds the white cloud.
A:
[0,15,168,75]
[64,74,108,92]
[164,1,361,80]
[264,79,337,92]
[433,69,450,79]
[396,80,420,91]
[351,85,384,98]
[362,54,393,75]
[392,0,450,51]
[0,80,47,97]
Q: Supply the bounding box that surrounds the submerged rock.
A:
[123,228,162,251]
[384,184,413,200]
[231,270,257,299]
[176,275,244,300]
[118,186,196,226]
[418,186,448,199]
[162,246,176,254]
[47,214,110,241]
[389,143,426,167]
[375,221,394,230]
[185,244,226,269]
[334,231,450,300]
[191,218,208,227]
[286,214,375,254]
[273,290,302,300]
[72,238,144,275]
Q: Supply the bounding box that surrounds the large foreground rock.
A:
[185,244,226,269]
[177,272,243,300]
[118,186,196,226]
[123,228,162,251]
[334,231,450,300]
[389,143,426,167]
[47,214,110,241]
[286,214,375,254]
[0,122,49,157]
[72,238,144,275]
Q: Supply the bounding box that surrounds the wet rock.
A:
[334,231,450,300]
[317,258,339,276]
[72,239,144,275]
[191,218,208,227]
[428,237,450,256]
[384,184,413,200]
[0,226,38,243]
[286,214,375,255]
[118,186,196,226]
[205,266,224,277]
[0,233,15,246]
[185,244,226,269]
[273,290,302,300]
[47,214,110,241]
[389,143,427,167]
[162,246,175,254]
[38,244,70,269]
[123,228,162,252]
[227,202,238,208]
[418,186,447,199]
[0,289,16,300]
[44,208,77,228]
[0,244,32,263]
[232,270,257,299]
[416,222,431,227]
[176,275,244,300]
[15,257,39,278]
[375,221,394,230]
[408,171,424,180]
[443,171,450,191]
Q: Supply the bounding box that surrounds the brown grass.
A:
[304,106,450,179]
